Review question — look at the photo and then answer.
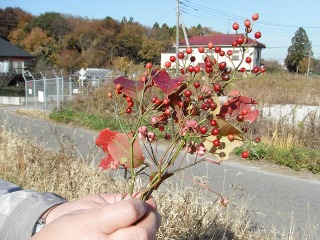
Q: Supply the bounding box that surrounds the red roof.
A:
[180,34,265,48]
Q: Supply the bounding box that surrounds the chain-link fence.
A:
[23,71,80,110]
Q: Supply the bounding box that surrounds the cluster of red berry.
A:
[98,13,265,199]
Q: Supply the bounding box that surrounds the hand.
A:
[32,193,161,240]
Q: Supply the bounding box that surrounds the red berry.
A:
[209,119,217,126]
[159,125,165,132]
[254,31,262,39]
[187,65,194,73]
[165,108,171,115]
[146,62,152,69]
[205,61,213,68]
[186,47,192,54]
[169,56,176,62]
[165,61,171,68]
[219,50,225,57]
[232,41,238,48]
[227,50,233,56]
[244,19,251,28]
[236,36,245,45]
[209,102,217,110]
[202,103,209,110]
[151,96,157,103]
[232,22,239,30]
[211,127,219,136]
[140,76,147,83]
[213,139,220,147]
[215,46,221,53]
[126,107,132,113]
[208,42,214,49]
[125,96,132,102]
[253,66,260,73]
[190,56,196,62]
[213,84,221,92]
[194,66,201,73]
[198,46,205,53]
[252,13,259,21]
[245,57,252,64]
[241,109,248,115]
[193,81,200,88]
[221,73,230,81]
[237,114,245,122]
[184,89,192,97]
[115,83,122,90]
[241,151,250,158]
[218,61,227,70]
[107,92,112,98]
[180,69,185,74]
[127,101,134,107]
[155,98,162,105]
[255,137,261,143]
[163,98,170,105]
[178,52,185,59]
[227,134,234,141]
[199,126,208,134]
[164,133,172,141]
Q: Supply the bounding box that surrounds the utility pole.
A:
[306,41,312,79]
[175,0,180,76]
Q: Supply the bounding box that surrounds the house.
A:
[0,37,34,85]
[161,34,266,71]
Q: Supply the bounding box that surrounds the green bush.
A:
[0,87,25,96]
[235,144,320,174]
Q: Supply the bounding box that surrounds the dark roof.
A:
[180,34,266,48]
[0,38,34,58]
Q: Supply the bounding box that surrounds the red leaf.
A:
[113,76,144,98]
[96,128,145,170]
[96,128,117,152]
[152,70,184,95]
[108,133,145,168]
[219,96,259,123]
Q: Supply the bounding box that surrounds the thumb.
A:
[86,198,147,234]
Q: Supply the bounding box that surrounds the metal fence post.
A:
[44,76,47,110]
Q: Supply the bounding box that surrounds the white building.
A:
[161,34,266,71]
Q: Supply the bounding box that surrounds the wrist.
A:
[32,204,61,235]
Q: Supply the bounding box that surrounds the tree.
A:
[0,7,19,40]
[27,12,71,38]
[285,27,312,73]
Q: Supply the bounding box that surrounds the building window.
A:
[232,50,240,61]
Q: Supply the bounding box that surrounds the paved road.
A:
[1,106,319,237]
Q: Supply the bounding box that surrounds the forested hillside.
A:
[0,7,217,72]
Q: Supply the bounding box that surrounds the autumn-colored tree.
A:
[298,56,313,74]
[138,36,164,64]
[21,27,54,54]
[54,49,85,72]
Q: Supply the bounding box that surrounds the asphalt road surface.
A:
[1,106,319,237]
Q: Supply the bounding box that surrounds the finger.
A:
[108,225,157,240]
[87,198,147,234]
[135,202,161,235]
[145,197,157,210]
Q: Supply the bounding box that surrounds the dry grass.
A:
[234,72,320,106]
[1,123,319,239]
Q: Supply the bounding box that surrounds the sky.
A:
[1,0,320,63]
